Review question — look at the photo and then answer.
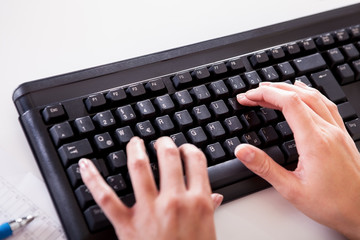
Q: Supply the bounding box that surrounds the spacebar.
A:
[208,159,255,190]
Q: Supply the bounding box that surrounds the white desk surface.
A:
[1,1,358,239]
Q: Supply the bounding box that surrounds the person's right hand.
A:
[236,81,360,239]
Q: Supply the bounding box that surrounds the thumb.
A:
[234,144,299,199]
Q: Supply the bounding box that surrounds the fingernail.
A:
[237,93,245,100]
[79,158,89,169]
[259,81,271,86]
[235,145,255,163]
[294,80,308,88]
[215,194,224,208]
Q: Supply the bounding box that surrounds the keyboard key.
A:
[126,84,146,98]
[91,158,109,178]
[300,38,316,52]
[209,62,228,76]
[173,90,193,109]
[116,105,137,125]
[154,94,176,114]
[145,78,166,93]
[249,51,269,68]
[345,118,360,141]
[284,42,301,56]
[316,34,335,48]
[74,116,95,135]
[205,142,227,164]
[257,108,278,124]
[107,174,127,193]
[223,137,241,156]
[243,71,262,88]
[310,70,347,103]
[172,72,192,89]
[263,146,285,165]
[135,99,156,119]
[50,121,74,146]
[352,59,360,81]
[258,125,279,145]
[84,205,111,232]
[325,48,345,68]
[241,131,261,147]
[277,62,295,80]
[226,58,245,72]
[206,121,226,141]
[226,75,247,95]
[75,185,93,209]
[191,67,210,80]
[67,164,82,187]
[349,25,360,38]
[85,93,107,112]
[208,158,254,190]
[269,47,285,60]
[58,139,93,166]
[115,126,134,146]
[107,150,127,172]
[93,110,116,129]
[187,127,208,147]
[227,97,245,113]
[135,120,156,140]
[342,43,359,61]
[281,140,298,163]
[223,116,243,135]
[190,85,212,104]
[170,132,188,147]
[336,63,355,84]
[276,121,293,139]
[154,115,175,135]
[333,29,349,42]
[337,102,357,121]
[261,66,279,82]
[209,100,229,119]
[192,105,212,125]
[106,88,127,103]
[42,104,67,123]
[295,76,312,87]
[94,132,114,151]
[240,110,261,130]
[208,80,229,99]
[292,53,327,75]
[174,110,193,131]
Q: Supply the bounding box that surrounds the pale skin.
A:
[80,81,360,239]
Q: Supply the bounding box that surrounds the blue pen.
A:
[0,215,35,239]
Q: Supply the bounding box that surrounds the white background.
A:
[1,1,359,239]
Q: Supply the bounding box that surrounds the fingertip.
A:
[211,193,224,209]
[234,144,255,163]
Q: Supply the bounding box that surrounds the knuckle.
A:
[161,144,179,158]
[129,155,148,171]
[96,188,114,207]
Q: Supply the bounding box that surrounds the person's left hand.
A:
[79,136,223,240]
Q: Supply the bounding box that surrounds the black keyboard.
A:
[13,4,360,240]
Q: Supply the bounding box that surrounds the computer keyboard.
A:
[12,4,360,240]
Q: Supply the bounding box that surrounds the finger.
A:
[268,81,343,128]
[234,144,301,202]
[294,81,346,131]
[79,158,129,224]
[179,143,211,193]
[126,137,158,201]
[211,193,223,210]
[155,137,185,193]
[237,85,317,146]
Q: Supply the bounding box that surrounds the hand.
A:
[236,81,360,239]
[79,136,223,240]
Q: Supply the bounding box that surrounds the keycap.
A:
[173,90,193,109]
[208,159,254,190]
[154,94,176,114]
[42,104,67,123]
[107,150,127,172]
[226,75,247,95]
[85,93,107,112]
[263,146,285,165]
[277,62,295,80]
[310,70,347,103]
[276,121,293,139]
[172,72,192,89]
[281,140,298,163]
[261,66,279,82]
[223,137,241,156]
[209,62,228,75]
[84,205,111,232]
[226,58,245,72]
[249,51,269,67]
[93,110,116,129]
[135,120,156,140]
[145,78,166,93]
[107,174,127,192]
[170,132,188,147]
[75,185,94,209]
[208,80,229,99]
[223,116,243,135]
[345,118,360,141]
[74,116,95,134]
[316,34,335,48]
[192,105,212,125]
[342,43,359,61]
[348,25,360,38]
[205,142,227,164]
[336,63,355,84]
[173,110,194,131]
[190,85,212,104]
[114,126,134,146]
[325,48,345,67]
[241,131,261,147]
[94,132,114,151]
[191,67,210,80]
[269,47,285,60]
[243,71,262,88]
[126,83,146,98]
[257,108,278,124]
[352,59,360,81]
[116,105,137,125]
[135,99,156,119]
[106,88,127,103]
[294,76,312,87]
[333,29,349,42]
[206,121,226,141]
[292,53,326,75]
[337,102,357,121]
[50,121,74,146]
[91,158,109,177]
[187,127,208,147]
[284,42,301,56]
[58,139,93,166]
[300,38,316,52]
[258,125,279,145]
[154,115,175,135]
[67,164,82,187]
[209,100,229,119]
[240,110,261,130]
